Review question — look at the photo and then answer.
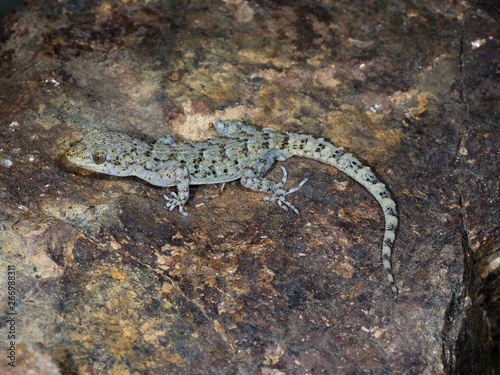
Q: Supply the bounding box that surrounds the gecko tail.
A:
[287,133,399,295]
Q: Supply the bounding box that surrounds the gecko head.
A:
[66,131,145,175]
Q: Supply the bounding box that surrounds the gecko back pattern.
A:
[66,120,399,295]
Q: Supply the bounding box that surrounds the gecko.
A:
[66,120,399,295]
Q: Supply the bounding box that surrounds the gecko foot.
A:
[262,166,309,215]
[163,192,189,216]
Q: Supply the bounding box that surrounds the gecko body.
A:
[66,121,399,295]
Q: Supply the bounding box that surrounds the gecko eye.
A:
[91,150,106,164]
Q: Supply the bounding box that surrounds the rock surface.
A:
[0,0,498,373]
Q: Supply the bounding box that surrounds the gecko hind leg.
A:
[241,157,308,215]
[261,166,309,215]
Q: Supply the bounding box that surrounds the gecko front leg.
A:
[160,164,191,216]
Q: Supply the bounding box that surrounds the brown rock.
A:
[0,0,497,373]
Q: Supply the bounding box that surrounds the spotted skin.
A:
[66,121,399,295]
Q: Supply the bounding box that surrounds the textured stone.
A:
[0,0,498,373]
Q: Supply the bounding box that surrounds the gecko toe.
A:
[163,193,189,216]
